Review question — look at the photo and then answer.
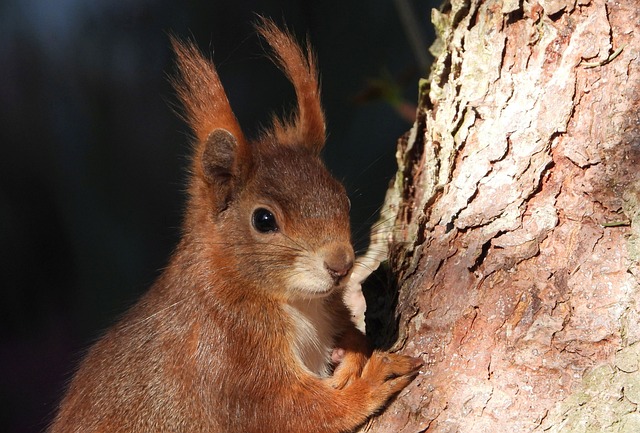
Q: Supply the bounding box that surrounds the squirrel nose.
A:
[323,243,355,284]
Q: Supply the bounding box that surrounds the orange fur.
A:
[49,19,421,433]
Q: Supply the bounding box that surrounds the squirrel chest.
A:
[284,297,336,377]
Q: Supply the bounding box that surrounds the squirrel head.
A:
[172,19,354,300]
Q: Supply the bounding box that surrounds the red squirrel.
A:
[49,19,421,433]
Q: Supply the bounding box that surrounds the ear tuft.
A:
[256,18,326,153]
[171,37,247,146]
[171,37,253,212]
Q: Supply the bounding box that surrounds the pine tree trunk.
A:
[362,0,640,431]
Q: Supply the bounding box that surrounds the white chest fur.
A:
[284,298,335,377]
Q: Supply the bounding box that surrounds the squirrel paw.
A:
[329,348,368,389]
[360,351,422,412]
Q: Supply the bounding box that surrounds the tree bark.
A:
[362,0,640,431]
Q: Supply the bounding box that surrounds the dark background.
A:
[0,1,434,431]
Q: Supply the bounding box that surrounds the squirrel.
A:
[49,18,421,433]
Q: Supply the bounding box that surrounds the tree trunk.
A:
[361,0,640,431]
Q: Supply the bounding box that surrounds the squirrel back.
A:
[49,18,421,433]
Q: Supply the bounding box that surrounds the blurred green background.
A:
[0,1,434,431]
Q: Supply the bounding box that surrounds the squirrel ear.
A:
[171,37,253,211]
[201,129,244,212]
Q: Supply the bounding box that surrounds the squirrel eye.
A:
[252,208,278,233]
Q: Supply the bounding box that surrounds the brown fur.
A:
[49,19,421,433]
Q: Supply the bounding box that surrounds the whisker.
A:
[277,231,309,253]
